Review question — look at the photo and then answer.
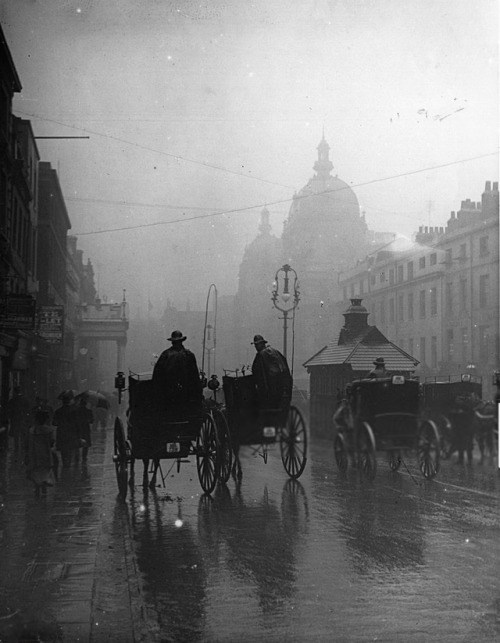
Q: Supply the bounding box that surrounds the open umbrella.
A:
[57,389,78,401]
[76,390,110,409]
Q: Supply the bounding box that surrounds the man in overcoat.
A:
[152,330,203,415]
[251,334,293,412]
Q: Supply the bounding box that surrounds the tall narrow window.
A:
[419,290,426,318]
[420,337,426,365]
[459,279,467,309]
[430,287,437,316]
[398,294,404,322]
[431,336,437,369]
[447,329,454,361]
[389,298,395,323]
[380,300,386,324]
[408,292,414,320]
[445,283,453,316]
[479,274,490,307]
[479,326,489,361]
[407,261,414,280]
[461,328,468,365]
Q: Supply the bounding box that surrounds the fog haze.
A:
[1,0,498,313]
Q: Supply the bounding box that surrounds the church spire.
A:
[313,133,334,180]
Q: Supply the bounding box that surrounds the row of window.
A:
[395,325,491,367]
[371,287,438,324]
[350,235,491,294]
[353,273,491,323]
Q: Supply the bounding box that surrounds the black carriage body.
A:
[222,374,288,445]
[350,376,420,450]
[422,376,482,414]
[127,373,202,460]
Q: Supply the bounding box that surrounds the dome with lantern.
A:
[282,135,369,271]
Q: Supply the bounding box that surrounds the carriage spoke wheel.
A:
[280,406,308,480]
[356,422,377,480]
[417,420,440,479]
[113,418,128,500]
[334,432,349,473]
[214,409,233,485]
[196,414,220,494]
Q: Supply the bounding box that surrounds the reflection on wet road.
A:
[127,440,500,642]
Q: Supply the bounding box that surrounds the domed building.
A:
[281,136,373,382]
[233,136,378,385]
[282,135,369,275]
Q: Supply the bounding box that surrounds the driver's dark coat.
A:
[251,345,292,409]
[152,345,202,409]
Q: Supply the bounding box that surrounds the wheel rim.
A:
[114,418,128,499]
[418,421,440,479]
[215,410,232,484]
[357,423,376,479]
[196,415,219,494]
[280,407,307,479]
[334,434,348,472]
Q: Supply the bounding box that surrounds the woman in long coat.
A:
[26,410,55,495]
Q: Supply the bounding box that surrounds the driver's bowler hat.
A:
[167,330,186,342]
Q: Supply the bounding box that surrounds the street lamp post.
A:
[271,264,300,361]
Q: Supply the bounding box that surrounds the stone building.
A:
[338,181,499,399]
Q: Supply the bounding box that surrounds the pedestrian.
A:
[450,395,475,465]
[251,334,293,413]
[368,357,388,379]
[26,409,55,496]
[52,392,79,467]
[74,396,93,462]
[6,386,31,453]
[152,330,203,416]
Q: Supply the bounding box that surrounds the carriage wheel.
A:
[334,432,349,472]
[280,406,307,480]
[388,450,402,472]
[417,419,440,479]
[196,414,220,494]
[214,409,233,485]
[113,417,128,500]
[356,422,377,480]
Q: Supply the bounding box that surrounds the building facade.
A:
[338,181,499,398]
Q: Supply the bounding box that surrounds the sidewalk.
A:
[0,427,151,643]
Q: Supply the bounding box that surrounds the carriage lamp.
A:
[271,264,300,361]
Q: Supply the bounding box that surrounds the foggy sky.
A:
[1,0,498,313]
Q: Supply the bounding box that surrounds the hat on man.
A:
[251,334,268,345]
[167,330,186,342]
[373,357,385,366]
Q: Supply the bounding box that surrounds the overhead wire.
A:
[70,150,499,236]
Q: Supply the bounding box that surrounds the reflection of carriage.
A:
[333,375,440,479]
[421,375,482,459]
[113,371,232,499]
[222,373,307,479]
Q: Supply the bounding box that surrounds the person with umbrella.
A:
[74,395,94,462]
[53,391,78,467]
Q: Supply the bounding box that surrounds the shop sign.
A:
[0,295,36,330]
[38,305,64,343]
